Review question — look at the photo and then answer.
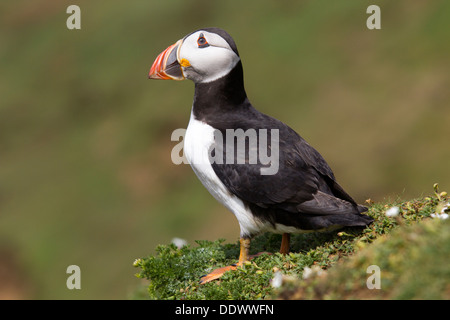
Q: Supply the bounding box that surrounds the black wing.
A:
[209,108,367,216]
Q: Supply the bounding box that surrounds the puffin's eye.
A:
[197,33,209,48]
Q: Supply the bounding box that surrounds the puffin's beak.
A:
[148,39,185,80]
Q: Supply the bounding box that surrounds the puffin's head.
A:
[149,28,240,84]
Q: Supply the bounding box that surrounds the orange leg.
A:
[279,233,290,255]
[199,238,250,284]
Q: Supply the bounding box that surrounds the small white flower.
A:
[271,271,283,288]
[431,213,449,220]
[302,265,323,280]
[171,237,188,249]
[431,202,450,220]
[385,206,400,217]
[441,203,449,215]
[133,258,142,267]
[302,267,313,280]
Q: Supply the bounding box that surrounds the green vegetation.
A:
[283,214,450,299]
[1,1,449,298]
[134,185,449,300]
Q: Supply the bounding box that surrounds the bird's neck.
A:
[192,61,248,121]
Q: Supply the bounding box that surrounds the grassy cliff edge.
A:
[133,184,449,300]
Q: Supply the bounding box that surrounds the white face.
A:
[178,30,240,84]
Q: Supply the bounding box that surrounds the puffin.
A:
[148,28,373,283]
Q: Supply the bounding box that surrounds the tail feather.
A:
[296,191,363,215]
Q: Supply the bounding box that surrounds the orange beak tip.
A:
[148,40,184,81]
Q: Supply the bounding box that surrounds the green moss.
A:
[134,185,449,300]
[283,217,449,300]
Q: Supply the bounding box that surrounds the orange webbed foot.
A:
[199,237,251,285]
[199,265,237,284]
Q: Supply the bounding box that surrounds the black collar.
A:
[192,61,248,122]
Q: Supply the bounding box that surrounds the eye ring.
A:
[197,33,210,48]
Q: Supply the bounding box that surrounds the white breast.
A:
[183,110,268,237]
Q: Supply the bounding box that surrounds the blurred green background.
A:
[0,0,449,299]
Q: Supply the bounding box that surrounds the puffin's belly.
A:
[183,111,269,237]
